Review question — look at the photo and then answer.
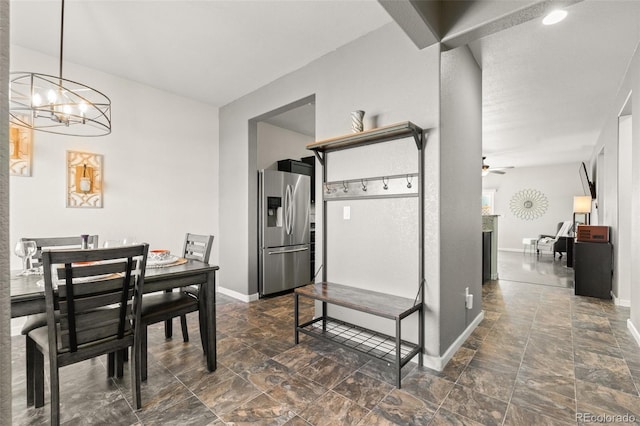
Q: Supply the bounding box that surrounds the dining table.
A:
[10,259,219,372]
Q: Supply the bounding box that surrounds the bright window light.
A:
[543,9,567,25]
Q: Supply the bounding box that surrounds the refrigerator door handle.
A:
[267,247,309,255]
[285,184,294,235]
[283,185,288,234]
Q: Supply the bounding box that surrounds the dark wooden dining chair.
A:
[20,235,102,362]
[25,244,148,425]
[22,235,100,269]
[140,233,213,380]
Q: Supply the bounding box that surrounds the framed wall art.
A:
[9,122,32,176]
[482,189,496,215]
[66,150,103,208]
[509,188,548,220]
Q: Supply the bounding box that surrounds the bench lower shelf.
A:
[297,316,421,366]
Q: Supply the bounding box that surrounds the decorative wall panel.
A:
[66,150,103,208]
[9,122,32,176]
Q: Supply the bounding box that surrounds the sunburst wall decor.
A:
[509,188,548,220]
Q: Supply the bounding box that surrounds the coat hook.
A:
[361,179,367,192]
[343,181,348,193]
[382,177,389,190]
[325,183,332,194]
[406,175,413,189]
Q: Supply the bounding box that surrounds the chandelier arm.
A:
[59,0,65,79]
[9,0,112,136]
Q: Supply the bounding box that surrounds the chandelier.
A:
[9,0,111,136]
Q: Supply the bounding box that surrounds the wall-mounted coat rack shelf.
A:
[324,173,419,200]
[307,121,424,165]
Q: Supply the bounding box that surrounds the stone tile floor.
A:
[11,278,640,425]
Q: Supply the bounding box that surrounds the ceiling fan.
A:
[482,157,513,176]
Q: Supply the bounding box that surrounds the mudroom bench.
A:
[294,281,423,388]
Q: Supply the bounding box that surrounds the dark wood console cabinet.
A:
[574,241,613,299]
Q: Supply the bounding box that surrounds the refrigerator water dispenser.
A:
[267,197,282,227]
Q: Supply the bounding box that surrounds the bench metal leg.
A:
[322,301,327,331]
[396,318,402,388]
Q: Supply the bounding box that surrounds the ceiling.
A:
[9,1,640,169]
[470,0,640,170]
[9,0,392,107]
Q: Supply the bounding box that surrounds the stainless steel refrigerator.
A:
[258,169,310,296]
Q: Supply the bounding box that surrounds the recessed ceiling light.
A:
[543,9,567,25]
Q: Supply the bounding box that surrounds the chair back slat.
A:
[42,245,147,354]
[57,277,132,298]
[58,290,134,314]
[182,234,214,262]
[23,235,99,268]
[60,317,133,349]
[59,307,131,332]
[56,259,139,280]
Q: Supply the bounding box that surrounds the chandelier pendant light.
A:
[9,0,111,136]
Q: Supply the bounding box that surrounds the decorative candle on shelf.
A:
[79,163,92,193]
[351,110,365,133]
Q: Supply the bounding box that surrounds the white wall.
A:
[256,122,313,171]
[483,163,584,251]
[631,47,640,339]
[9,46,220,269]
[617,115,632,304]
[219,23,447,358]
[592,41,640,336]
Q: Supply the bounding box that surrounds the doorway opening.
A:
[251,96,316,297]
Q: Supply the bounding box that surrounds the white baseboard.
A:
[421,311,484,371]
[218,286,259,303]
[612,292,631,307]
[498,248,523,253]
[628,319,640,348]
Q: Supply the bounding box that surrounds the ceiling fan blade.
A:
[490,170,506,175]
[491,166,514,171]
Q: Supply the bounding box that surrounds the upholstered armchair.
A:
[537,221,572,258]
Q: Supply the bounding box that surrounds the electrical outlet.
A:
[343,206,351,220]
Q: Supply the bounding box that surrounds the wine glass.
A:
[103,239,122,248]
[15,240,37,276]
[121,236,138,246]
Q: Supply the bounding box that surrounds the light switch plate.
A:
[343,206,351,220]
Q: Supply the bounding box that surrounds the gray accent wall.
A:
[219,23,485,363]
[439,45,483,351]
[1,0,11,420]
[219,23,449,357]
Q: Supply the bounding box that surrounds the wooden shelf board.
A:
[306,121,423,153]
